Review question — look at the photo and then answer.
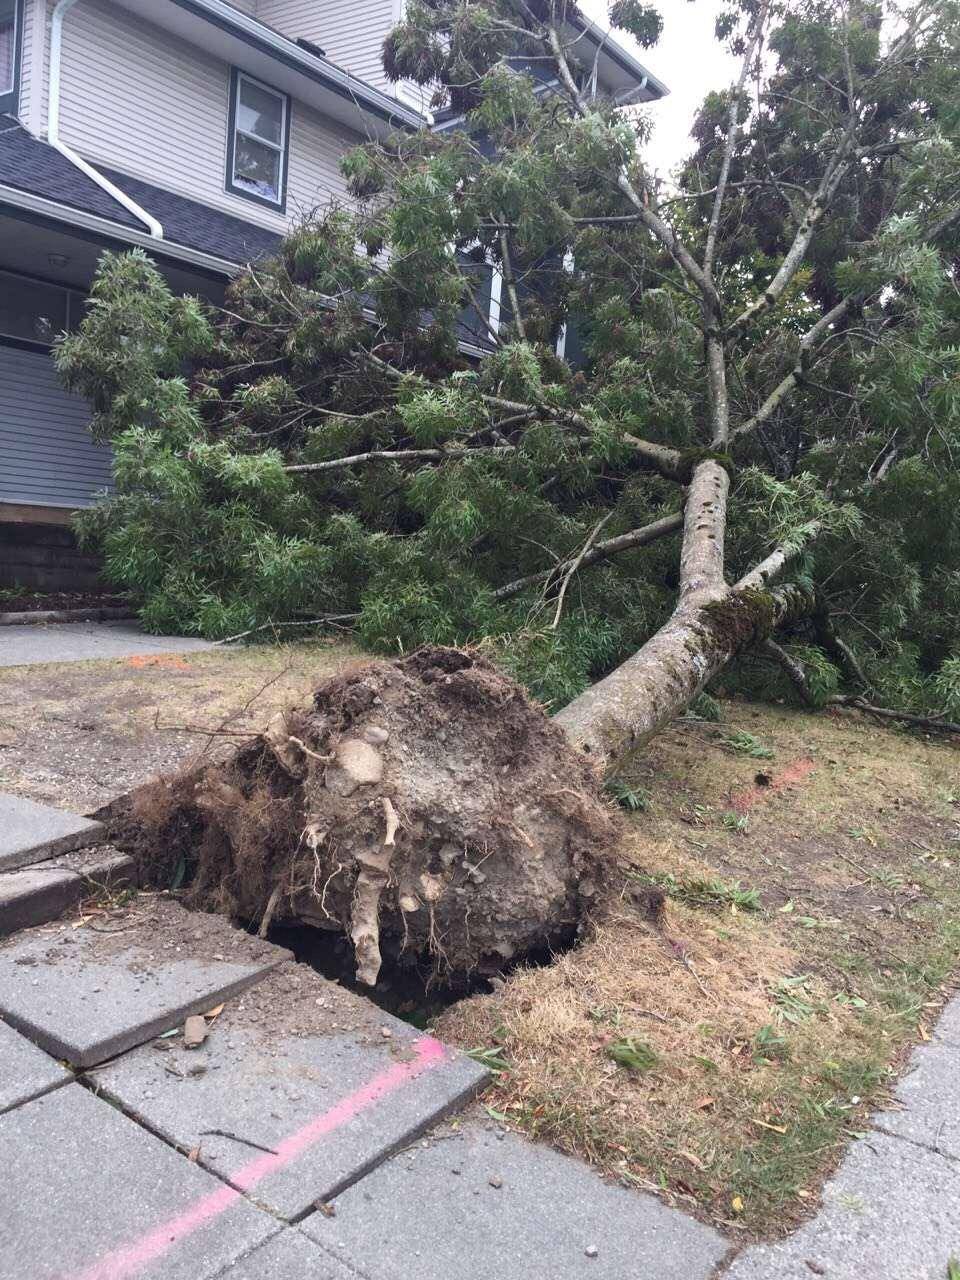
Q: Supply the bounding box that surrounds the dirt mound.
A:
[112,647,620,984]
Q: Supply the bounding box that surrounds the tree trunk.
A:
[554,580,814,770]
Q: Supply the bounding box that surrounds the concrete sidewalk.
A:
[0,620,212,667]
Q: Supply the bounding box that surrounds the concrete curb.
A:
[0,606,135,627]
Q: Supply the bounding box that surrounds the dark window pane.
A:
[237,79,283,146]
[233,134,281,201]
[0,1,16,96]
[0,273,69,344]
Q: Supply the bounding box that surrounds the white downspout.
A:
[48,0,163,238]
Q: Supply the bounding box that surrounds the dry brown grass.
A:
[438,700,960,1237]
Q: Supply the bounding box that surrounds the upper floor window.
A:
[0,0,23,117]
[226,69,290,211]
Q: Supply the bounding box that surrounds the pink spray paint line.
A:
[68,1035,450,1280]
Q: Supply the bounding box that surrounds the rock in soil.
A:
[108,647,619,985]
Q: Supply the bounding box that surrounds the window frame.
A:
[0,0,25,118]
[225,67,291,213]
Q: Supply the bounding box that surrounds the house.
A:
[0,0,665,589]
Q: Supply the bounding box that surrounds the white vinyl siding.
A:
[0,345,112,508]
[258,0,397,90]
[54,0,359,233]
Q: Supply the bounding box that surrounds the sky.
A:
[580,0,740,176]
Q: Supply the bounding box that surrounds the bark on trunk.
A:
[553,581,813,770]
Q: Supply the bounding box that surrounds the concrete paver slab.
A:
[0,1084,276,1280]
[213,1230,361,1278]
[0,848,135,936]
[92,964,489,1220]
[0,620,212,668]
[933,993,960,1046]
[723,1131,960,1279]
[0,791,103,872]
[0,1018,70,1114]
[0,864,84,936]
[0,900,286,1067]
[873,1035,960,1160]
[304,1118,730,1280]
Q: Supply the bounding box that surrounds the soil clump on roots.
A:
[111,647,620,985]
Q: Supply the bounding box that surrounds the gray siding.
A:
[0,345,113,508]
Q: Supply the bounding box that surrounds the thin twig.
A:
[200,1129,279,1155]
[550,513,612,629]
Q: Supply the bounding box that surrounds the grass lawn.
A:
[437,700,960,1237]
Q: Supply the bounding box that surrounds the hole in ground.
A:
[265,921,580,1028]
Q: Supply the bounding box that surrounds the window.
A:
[0,270,84,348]
[226,69,290,211]
[0,0,23,116]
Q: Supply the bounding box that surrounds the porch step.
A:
[0,846,136,936]
[0,792,104,873]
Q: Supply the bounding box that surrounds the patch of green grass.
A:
[729,1053,888,1230]
[770,976,820,1024]
[723,730,775,759]
[606,1037,659,1073]
[606,779,652,811]
[753,1023,791,1062]
[722,811,749,834]
[630,870,761,912]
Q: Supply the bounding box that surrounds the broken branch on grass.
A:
[215,616,358,645]
[828,697,960,737]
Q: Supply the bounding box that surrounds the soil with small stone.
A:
[107,647,619,987]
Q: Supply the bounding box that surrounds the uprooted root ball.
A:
[113,647,621,985]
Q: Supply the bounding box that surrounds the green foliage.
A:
[687,692,723,721]
[724,731,775,759]
[56,0,960,723]
[753,1023,791,1063]
[606,1037,659,1073]
[632,870,760,912]
[606,779,651,811]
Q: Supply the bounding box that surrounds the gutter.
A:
[0,182,238,275]
[48,0,164,239]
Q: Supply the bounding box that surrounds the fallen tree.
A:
[69,2,960,977]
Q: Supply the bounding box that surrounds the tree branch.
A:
[284,446,515,474]
[493,510,683,601]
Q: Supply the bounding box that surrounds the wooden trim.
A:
[0,502,78,526]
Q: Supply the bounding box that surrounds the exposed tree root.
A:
[110,647,619,985]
